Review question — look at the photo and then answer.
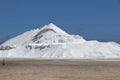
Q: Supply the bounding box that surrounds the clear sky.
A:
[0,0,120,43]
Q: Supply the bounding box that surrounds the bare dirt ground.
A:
[0,59,120,80]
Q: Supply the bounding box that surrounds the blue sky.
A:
[0,0,120,43]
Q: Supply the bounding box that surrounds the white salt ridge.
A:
[0,23,120,59]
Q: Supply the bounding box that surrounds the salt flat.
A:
[0,59,120,80]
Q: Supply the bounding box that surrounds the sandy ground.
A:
[0,59,120,80]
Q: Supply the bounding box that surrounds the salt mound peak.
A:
[40,23,69,35]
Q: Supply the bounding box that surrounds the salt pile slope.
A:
[1,23,120,59]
